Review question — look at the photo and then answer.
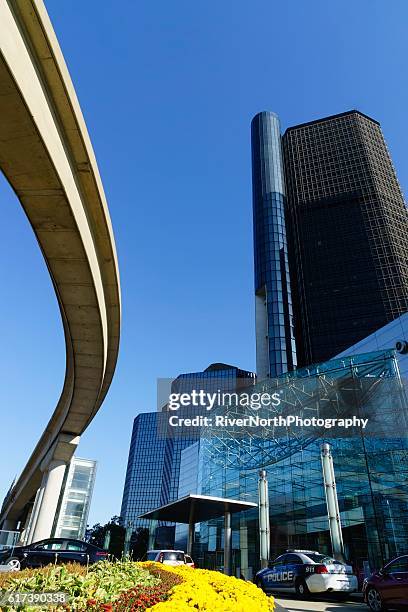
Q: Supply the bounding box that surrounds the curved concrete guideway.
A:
[0,0,121,541]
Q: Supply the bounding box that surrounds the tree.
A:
[130,528,149,561]
[86,516,125,558]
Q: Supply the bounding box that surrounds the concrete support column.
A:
[26,433,79,543]
[19,504,34,544]
[25,483,46,544]
[1,518,18,531]
[30,460,67,543]
[223,509,231,575]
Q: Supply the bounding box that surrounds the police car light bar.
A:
[285,549,319,555]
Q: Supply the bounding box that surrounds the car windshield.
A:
[147,552,157,561]
[162,552,184,561]
[307,554,344,565]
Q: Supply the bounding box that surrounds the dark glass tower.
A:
[120,363,255,544]
[120,412,170,530]
[251,112,297,378]
[282,110,408,365]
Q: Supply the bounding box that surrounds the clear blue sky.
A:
[1,0,407,526]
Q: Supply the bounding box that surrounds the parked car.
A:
[0,538,108,571]
[363,554,408,611]
[146,550,194,567]
[255,549,357,597]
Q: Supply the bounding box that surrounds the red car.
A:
[363,554,408,611]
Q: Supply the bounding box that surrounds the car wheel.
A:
[5,557,21,571]
[295,578,310,598]
[367,587,385,612]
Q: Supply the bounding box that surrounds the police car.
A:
[255,550,358,597]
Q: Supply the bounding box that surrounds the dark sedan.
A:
[363,554,408,611]
[0,538,108,571]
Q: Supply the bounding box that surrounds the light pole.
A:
[258,469,270,569]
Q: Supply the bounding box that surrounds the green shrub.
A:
[0,560,158,610]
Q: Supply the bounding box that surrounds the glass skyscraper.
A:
[120,364,255,545]
[252,110,408,372]
[251,112,297,378]
[283,110,408,366]
[120,412,170,531]
[185,349,408,579]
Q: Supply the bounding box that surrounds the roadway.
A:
[274,595,366,612]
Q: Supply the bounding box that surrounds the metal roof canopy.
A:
[139,494,257,575]
[138,493,257,523]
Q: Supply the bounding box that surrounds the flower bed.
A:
[0,560,159,610]
[87,566,182,611]
[142,563,275,612]
[0,560,274,611]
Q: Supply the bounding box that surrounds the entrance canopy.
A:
[138,493,257,523]
[139,494,257,574]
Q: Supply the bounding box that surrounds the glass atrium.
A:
[191,350,408,580]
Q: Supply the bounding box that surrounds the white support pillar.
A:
[30,460,67,543]
[25,482,46,544]
[19,504,34,544]
[321,443,344,561]
[28,433,79,543]
[258,469,270,568]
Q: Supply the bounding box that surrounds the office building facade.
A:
[120,412,168,529]
[185,345,408,578]
[252,110,408,373]
[283,110,408,366]
[120,364,255,544]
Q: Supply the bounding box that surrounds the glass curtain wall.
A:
[251,111,297,378]
[194,351,408,580]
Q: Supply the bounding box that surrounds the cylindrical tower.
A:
[251,111,297,378]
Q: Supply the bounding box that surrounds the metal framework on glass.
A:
[195,350,408,578]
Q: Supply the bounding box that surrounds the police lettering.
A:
[267,570,294,582]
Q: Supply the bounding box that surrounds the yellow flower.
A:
[141,563,275,611]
